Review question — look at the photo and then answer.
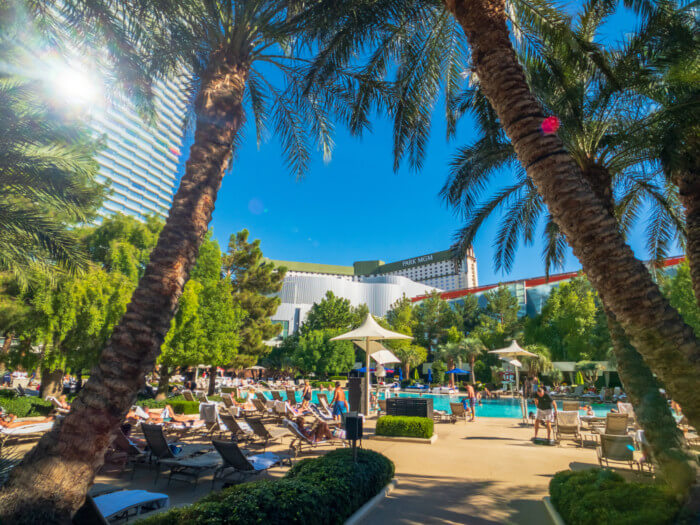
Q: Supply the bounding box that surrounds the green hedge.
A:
[375,416,433,439]
[550,469,679,525]
[310,381,335,389]
[328,376,346,381]
[138,448,394,525]
[0,391,53,418]
[135,396,200,415]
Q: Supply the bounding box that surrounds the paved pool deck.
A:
[9,414,635,523]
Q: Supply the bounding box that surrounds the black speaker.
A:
[344,411,363,441]
[347,377,365,412]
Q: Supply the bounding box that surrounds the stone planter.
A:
[368,433,438,445]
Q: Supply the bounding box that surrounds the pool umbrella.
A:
[488,341,537,394]
[427,367,432,384]
[331,314,412,415]
[446,368,470,375]
[399,367,403,381]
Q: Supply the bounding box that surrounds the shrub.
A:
[329,376,346,381]
[375,416,433,439]
[310,381,334,389]
[0,395,53,418]
[135,396,199,415]
[550,469,680,525]
[138,448,394,525]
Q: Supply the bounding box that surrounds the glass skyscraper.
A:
[91,76,189,221]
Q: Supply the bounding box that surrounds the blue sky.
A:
[175,4,679,287]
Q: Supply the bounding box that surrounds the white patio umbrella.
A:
[488,340,537,394]
[331,314,412,414]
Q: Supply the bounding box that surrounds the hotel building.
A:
[91,76,189,221]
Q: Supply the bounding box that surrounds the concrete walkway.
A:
[360,417,601,524]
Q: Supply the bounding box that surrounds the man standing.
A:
[466,383,477,422]
[533,386,556,443]
[331,381,349,422]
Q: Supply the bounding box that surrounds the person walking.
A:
[466,383,477,422]
[331,381,349,421]
[533,386,557,443]
[301,380,312,411]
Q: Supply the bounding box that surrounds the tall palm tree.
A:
[0,2,336,521]
[300,0,700,434]
[461,336,486,385]
[442,1,695,492]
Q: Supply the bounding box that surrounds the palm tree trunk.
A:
[470,357,476,385]
[155,365,171,401]
[675,172,700,305]
[0,333,12,373]
[444,0,700,429]
[607,310,695,493]
[207,366,217,396]
[0,58,249,524]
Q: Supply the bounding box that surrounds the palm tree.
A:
[461,336,486,385]
[0,75,104,278]
[442,2,695,492]
[523,344,551,378]
[0,2,336,521]
[301,0,700,432]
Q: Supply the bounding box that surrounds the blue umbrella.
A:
[446,368,470,375]
[427,367,432,383]
[356,367,394,373]
[399,367,403,381]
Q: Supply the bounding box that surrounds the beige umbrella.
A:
[331,314,412,414]
[488,340,538,393]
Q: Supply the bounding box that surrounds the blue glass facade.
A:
[92,76,188,221]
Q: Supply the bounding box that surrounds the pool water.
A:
[248,390,614,418]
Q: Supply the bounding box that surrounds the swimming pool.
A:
[249,390,614,418]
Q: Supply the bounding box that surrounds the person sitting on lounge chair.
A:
[583,405,595,416]
[294,416,332,443]
[55,395,70,410]
[1,413,54,429]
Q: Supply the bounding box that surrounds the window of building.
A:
[271,320,289,338]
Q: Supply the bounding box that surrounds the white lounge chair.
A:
[0,421,54,448]
[73,489,168,524]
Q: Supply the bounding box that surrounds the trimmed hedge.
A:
[310,381,335,389]
[0,391,53,418]
[135,396,200,415]
[376,416,433,439]
[550,469,679,525]
[328,376,347,381]
[138,448,394,525]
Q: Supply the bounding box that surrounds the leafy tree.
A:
[454,295,481,334]
[522,344,552,379]
[292,329,355,377]
[384,296,427,379]
[661,263,700,336]
[224,230,286,368]
[413,290,461,351]
[392,344,427,381]
[262,335,297,374]
[430,360,446,385]
[524,278,611,361]
[386,295,417,335]
[474,286,520,349]
[302,291,356,333]
[574,361,603,388]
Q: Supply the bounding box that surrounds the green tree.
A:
[0,69,104,278]
[224,230,286,368]
[661,263,700,336]
[292,329,355,377]
[430,360,446,385]
[393,344,427,381]
[454,295,481,334]
[474,286,520,349]
[522,344,552,379]
[302,291,357,333]
[413,290,461,352]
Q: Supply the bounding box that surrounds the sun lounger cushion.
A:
[93,490,168,520]
[168,420,205,431]
[1,422,54,435]
[248,451,281,471]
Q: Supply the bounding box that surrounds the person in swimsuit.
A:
[301,380,312,411]
[331,381,349,421]
[294,416,332,443]
[466,384,477,421]
[0,414,54,429]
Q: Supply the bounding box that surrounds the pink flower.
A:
[541,116,560,135]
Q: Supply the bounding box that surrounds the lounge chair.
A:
[597,434,641,470]
[309,404,338,426]
[432,409,453,423]
[450,402,468,423]
[182,390,197,403]
[211,440,289,487]
[569,385,584,398]
[284,418,345,457]
[377,399,387,414]
[0,421,54,448]
[561,400,580,412]
[286,389,298,405]
[594,413,629,436]
[196,391,210,404]
[46,396,70,416]
[199,403,224,438]
[160,451,221,488]
[140,423,210,482]
[317,393,333,415]
[73,490,169,524]
[555,411,582,446]
[106,428,148,477]
[221,393,234,409]
[221,410,256,442]
[251,397,275,418]
[271,391,284,402]
[245,417,290,449]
